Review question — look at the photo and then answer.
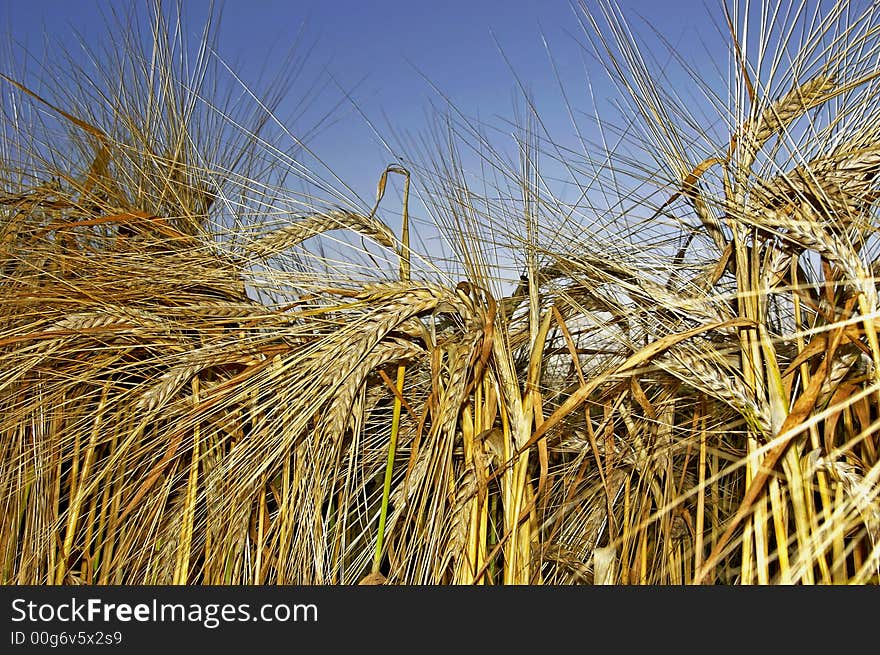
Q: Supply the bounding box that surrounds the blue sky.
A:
[1,1,877,293]
[2,0,719,205]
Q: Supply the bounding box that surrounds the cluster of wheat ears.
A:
[1,0,878,585]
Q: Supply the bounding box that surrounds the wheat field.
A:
[1,0,878,585]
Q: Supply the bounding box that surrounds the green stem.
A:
[373,363,406,573]
[371,164,410,576]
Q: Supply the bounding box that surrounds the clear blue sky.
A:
[2,1,717,207]
[1,1,876,290]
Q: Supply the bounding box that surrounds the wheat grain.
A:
[435,335,481,439]
[739,75,837,171]
[46,308,172,333]
[246,209,397,258]
[659,344,773,437]
[323,339,425,438]
[445,466,477,574]
[816,347,861,408]
[136,363,203,412]
[810,451,880,547]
